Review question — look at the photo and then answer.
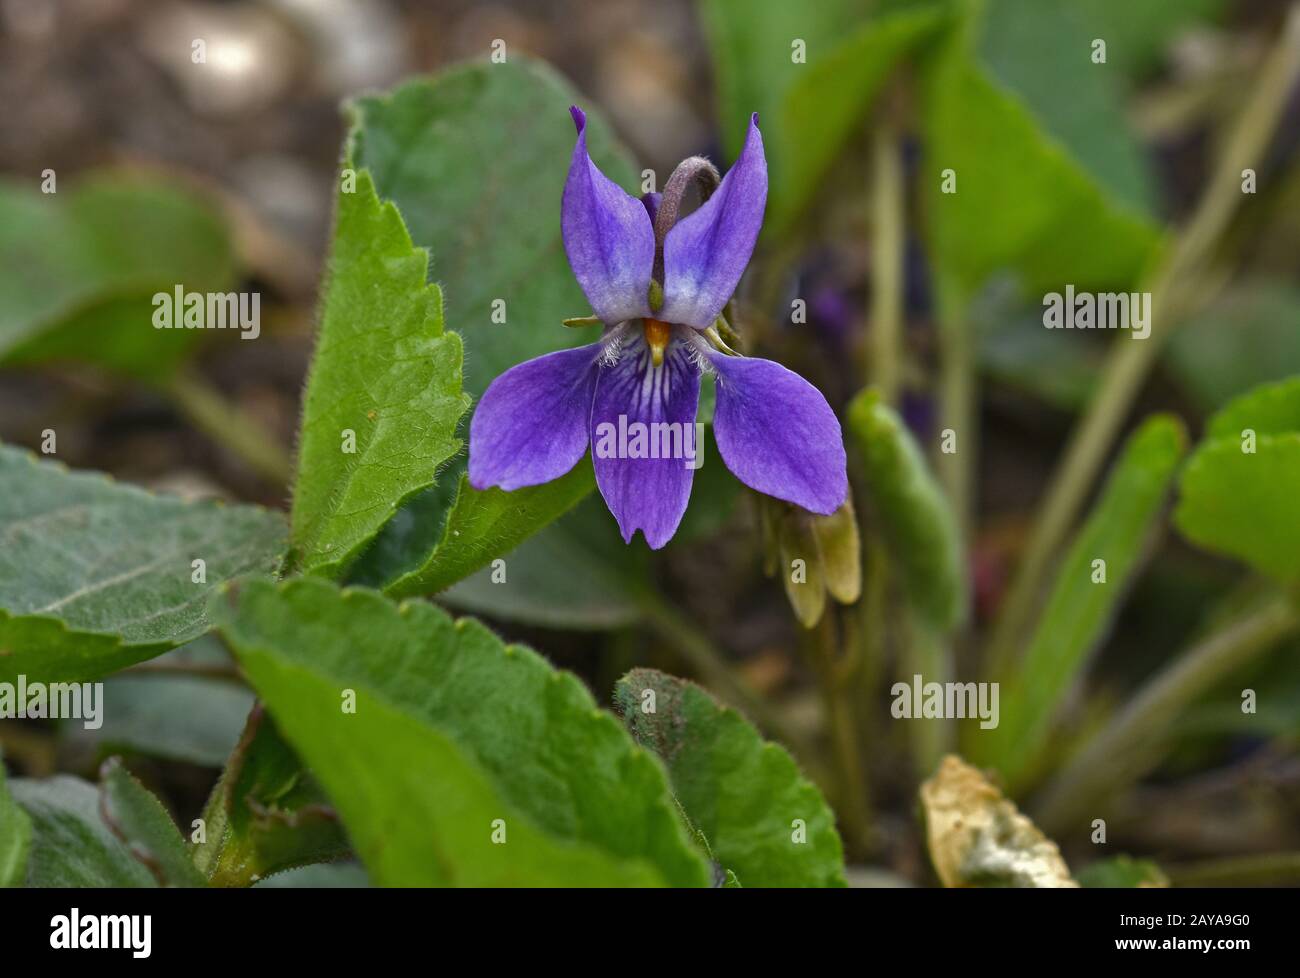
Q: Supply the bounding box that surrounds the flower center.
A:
[643,318,672,367]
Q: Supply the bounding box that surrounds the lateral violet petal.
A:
[562,106,655,324]
[706,349,847,515]
[590,332,702,548]
[659,113,767,328]
[640,191,662,225]
[469,343,601,491]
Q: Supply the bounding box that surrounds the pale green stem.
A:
[935,273,975,542]
[164,371,292,485]
[901,613,953,778]
[870,123,905,405]
[813,611,873,856]
[1032,594,1300,833]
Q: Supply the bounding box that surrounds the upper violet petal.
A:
[562,106,655,324]
[706,349,847,515]
[659,113,767,328]
[469,342,601,491]
[590,332,702,549]
[640,191,662,225]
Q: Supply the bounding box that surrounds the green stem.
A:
[164,370,293,485]
[856,539,890,710]
[1165,852,1300,888]
[870,122,905,405]
[900,613,953,778]
[935,273,975,542]
[813,611,873,856]
[1032,594,1300,833]
[985,12,1300,674]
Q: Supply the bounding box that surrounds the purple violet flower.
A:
[468,107,848,548]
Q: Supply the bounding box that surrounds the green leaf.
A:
[0,445,286,685]
[438,497,649,629]
[0,752,32,887]
[9,776,157,886]
[74,666,254,768]
[1076,854,1168,888]
[1166,284,1300,413]
[972,415,1186,788]
[98,757,206,887]
[1176,439,1300,581]
[920,7,1161,294]
[1174,378,1300,580]
[702,0,862,161]
[286,167,468,580]
[253,862,369,888]
[1205,375,1300,441]
[847,389,966,630]
[214,577,711,887]
[193,705,349,887]
[356,460,595,599]
[615,668,846,887]
[703,0,947,234]
[349,61,637,399]
[976,0,1155,214]
[0,173,236,380]
[343,60,645,594]
[1073,0,1226,77]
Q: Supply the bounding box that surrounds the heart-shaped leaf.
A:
[615,668,846,887]
[0,173,236,380]
[285,167,468,579]
[1176,378,1300,580]
[0,445,286,685]
[920,3,1161,294]
[214,577,711,887]
[703,0,947,234]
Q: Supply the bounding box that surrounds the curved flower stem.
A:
[164,370,292,486]
[1032,593,1300,834]
[986,8,1300,675]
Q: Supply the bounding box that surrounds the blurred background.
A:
[2,0,1300,886]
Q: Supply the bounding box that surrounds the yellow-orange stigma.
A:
[643,318,671,367]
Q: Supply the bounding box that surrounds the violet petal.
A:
[659,114,767,328]
[706,349,847,515]
[562,106,655,324]
[469,342,601,491]
[590,332,702,548]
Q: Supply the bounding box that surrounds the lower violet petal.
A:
[706,350,848,515]
[469,343,601,491]
[591,333,702,548]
